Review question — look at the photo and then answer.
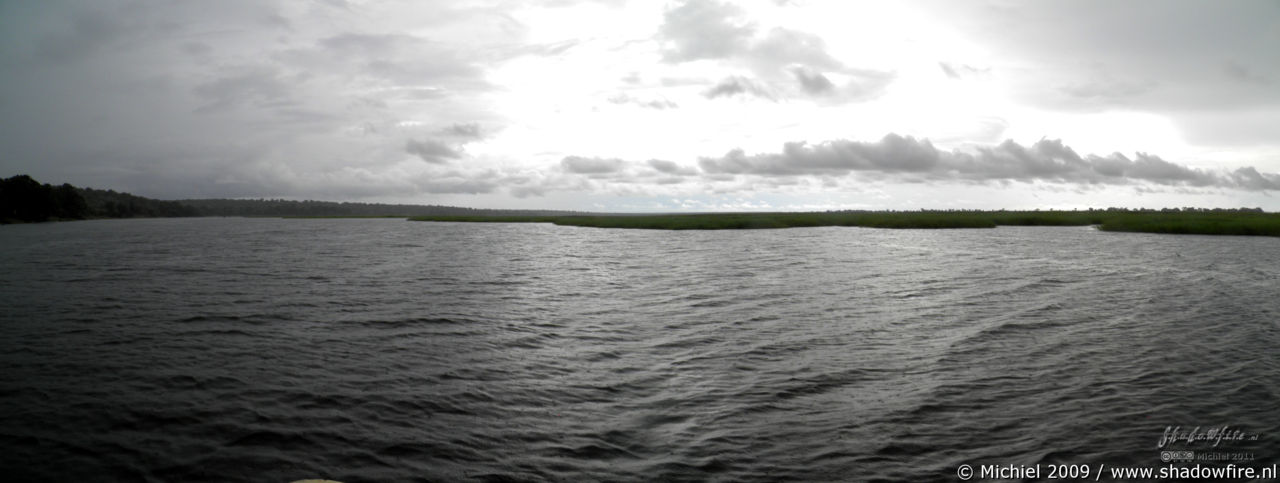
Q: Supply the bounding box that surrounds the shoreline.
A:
[407,210,1280,237]
[7,210,1277,237]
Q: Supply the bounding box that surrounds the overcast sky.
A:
[2,0,1278,211]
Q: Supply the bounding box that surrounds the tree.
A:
[0,174,54,222]
[52,183,88,219]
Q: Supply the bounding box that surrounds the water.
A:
[1,218,1278,482]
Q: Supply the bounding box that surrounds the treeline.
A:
[1,175,200,223]
[78,187,200,219]
[5,173,1270,227]
[0,175,88,222]
[1,174,582,223]
[179,198,582,217]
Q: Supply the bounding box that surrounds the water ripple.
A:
[1,220,1278,481]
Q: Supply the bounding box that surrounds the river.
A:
[1,218,1277,481]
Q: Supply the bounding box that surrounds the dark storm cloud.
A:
[32,10,130,63]
[239,166,502,199]
[192,67,294,111]
[299,32,490,91]
[406,139,462,164]
[696,134,1280,190]
[0,1,511,200]
[5,1,285,67]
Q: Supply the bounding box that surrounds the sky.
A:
[2,0,1279,212]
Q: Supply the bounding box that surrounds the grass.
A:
[281,214,413,219]
[1096,212,1280,236]
[407,210,1280,237]
[412,212,996,230]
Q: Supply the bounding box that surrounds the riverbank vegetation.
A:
[5,174,1277,236]
[1,174,197,223]
[410,209,1280,237]
[1,174,581,223]
[182,198,581,217]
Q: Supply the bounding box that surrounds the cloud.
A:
[497,134,1280,203]
[1058,76,1156,102]
[698,134,937,176]
[5,0,1277,208]
[659,0,755,62]
[513,39,581,57]
[180,41,213,58]
[647,159,679,173]
[24,6,141,64]
[1222,61,1270,85]
[659,1,839,72]
[704,76,774,100]
[657,0,890,103]
[791,67,834,95]
[1230,167,1280,191]
[607,94,678,110]
[751,28,841,71]
[561,156,625,174]
[938,62,989,80]
[417,176,498,194]
[930,0,1280,117]
[647,159,699,175]
[695,134,1280,190]
[0,1,518,202]
[529,134,1276,202]
[192,67,294,111]
[441,123,483,139]
[303,32,489,91]
[842,69,895,101]
[405,139,462,164]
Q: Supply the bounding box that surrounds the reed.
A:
[409,210,1280,237]
[1096,212,1280,236]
